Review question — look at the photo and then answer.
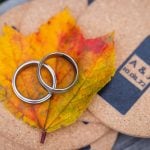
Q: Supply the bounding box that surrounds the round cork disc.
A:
[78,0,150,137]
[0,125,118,150]
[0,2,30,33]
[0,0,118,149]
[0,103,113,150]
[89,130,118,150]
[20,0,88,34]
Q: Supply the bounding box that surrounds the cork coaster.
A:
[0,2,30,33]
[88,130,118,150]
[20,0,88,34]
[0,102,111,150]
[78,0,150,137]
[0,128,117,150]
[0,0,117,149]
[0,123,118,150]
[0,136,27,150]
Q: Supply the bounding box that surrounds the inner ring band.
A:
[37,52,78,93]
[12,60,56,104]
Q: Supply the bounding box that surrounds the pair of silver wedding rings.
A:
[12,52,78,104]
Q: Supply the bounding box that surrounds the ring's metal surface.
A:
[12,52,79,104]
[12,60,56,104]
[37,52,79,93]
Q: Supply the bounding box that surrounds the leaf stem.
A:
[40,130,47,144]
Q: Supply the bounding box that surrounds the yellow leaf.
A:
[0,9,115,143]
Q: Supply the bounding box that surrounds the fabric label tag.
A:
[98,36,150,114]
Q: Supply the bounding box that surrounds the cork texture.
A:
[0,2,30,33]
[20,0,88,34]
[78,0,150,137]
[0,0,118,149]
[0,103,113,150]
[90,130,118,150]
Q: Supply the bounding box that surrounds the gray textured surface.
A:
[113,134,150,150]
[0,0,150,150]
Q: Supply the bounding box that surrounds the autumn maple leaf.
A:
[0,9,115,143]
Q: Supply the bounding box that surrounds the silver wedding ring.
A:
[12,52,78,104]
[12,60,57,104]
[37,52,78,93]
